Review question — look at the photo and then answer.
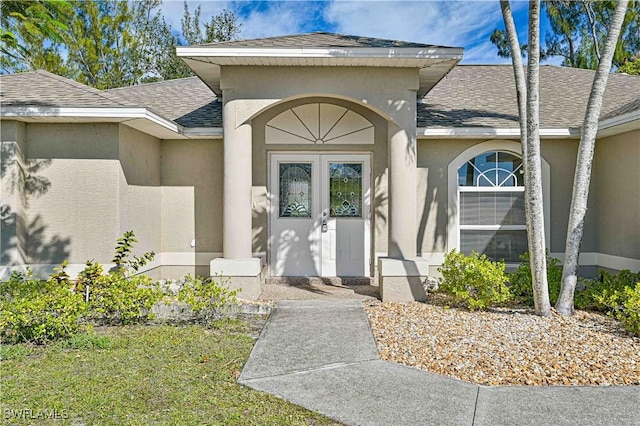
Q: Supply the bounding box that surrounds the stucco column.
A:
[387,121,417,260]
[222,94,252,259]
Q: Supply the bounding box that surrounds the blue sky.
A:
[160,0,560,65]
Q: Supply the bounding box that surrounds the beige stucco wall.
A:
[117,125,163,260]
[1,121,27,267]
[25,123,121,264]
[595,129,640,260]
[221,66,419,125]
[0,120,223,279]
[416,138,598,258]
[160,139,223,254]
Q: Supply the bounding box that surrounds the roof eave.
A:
[0,106,223,140]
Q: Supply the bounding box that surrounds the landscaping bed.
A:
[365,299,640,386]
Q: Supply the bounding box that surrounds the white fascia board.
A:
[417,127,579,139]
[1,106,181,133]
[597,109,640,131]
[181,127,223,138]
[177,46,463,61]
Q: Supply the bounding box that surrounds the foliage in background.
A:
[490,0,640,74]
[1,0,242,85]
[438,250,512,311]
[617,56,640,73]
[0,0,71,73]
[509,251,563,305]
[177,274,238,323]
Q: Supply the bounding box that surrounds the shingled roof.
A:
[0,70,135,108]
[419,65,640,128]
[2,65,638,132]
[105,77,220,127]
[194,31,448,49]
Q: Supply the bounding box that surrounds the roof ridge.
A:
[190,31,445,49]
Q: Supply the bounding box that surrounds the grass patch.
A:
[1,321,338,425]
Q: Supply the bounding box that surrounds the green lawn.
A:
[0,319,338,425]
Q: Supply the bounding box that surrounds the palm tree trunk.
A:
[556,0,630,315]
[501,0,551,317]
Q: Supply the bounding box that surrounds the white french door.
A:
[269,153,371,277]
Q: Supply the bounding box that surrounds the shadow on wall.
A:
[417,167,451,254]
[374,173,388,250]
[1,141,71,267]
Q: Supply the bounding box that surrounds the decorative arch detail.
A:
[265,103,374,145]
[446,140,551,258]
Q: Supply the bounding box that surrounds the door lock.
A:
[322,220,328,233]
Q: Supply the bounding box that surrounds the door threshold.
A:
[265,276,374,287]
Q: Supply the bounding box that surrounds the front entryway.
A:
[269,153,371,277]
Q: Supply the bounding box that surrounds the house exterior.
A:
[1,32,639,301]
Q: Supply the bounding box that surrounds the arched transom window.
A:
[457,151,527,262]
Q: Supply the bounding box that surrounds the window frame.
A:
[447,140,551,264]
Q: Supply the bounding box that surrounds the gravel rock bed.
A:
[364,301,640,386]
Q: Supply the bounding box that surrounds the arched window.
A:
[457,151,527,262]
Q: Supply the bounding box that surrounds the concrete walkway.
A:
[239,300,639,426]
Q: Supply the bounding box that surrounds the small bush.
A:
[618,284,640,335]
[0,267,87,344]
[575,269,640,311]
[87,273,162,325]
[508,251,562,306]
[82,231,162,325]
[438,250,511,311]
[177,275,238,322]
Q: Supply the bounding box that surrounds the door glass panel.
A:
[329,163,362,217]
[279,163,312,217]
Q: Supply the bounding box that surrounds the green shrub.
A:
[574,270,640,336]
[177,275,238,322]
[82,231,162,325]
[438,250,511,311]
[575,269,640,311]
[618,284,640,335]
[87,273,162,325]
[112,230,155,275]
[0,267,87,344]
[508,251,562,306]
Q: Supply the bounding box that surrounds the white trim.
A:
[447,140,551,254]
[0,106,225,140]
[0,251,267,281]
[4,252,634,281]
[180,127,224,138]
[597,109,640,130]
[550,252,640,272]
[1,106,180,132]
[177,46,463,61]
[417,127,579,139]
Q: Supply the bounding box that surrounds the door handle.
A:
[322,219,328,233]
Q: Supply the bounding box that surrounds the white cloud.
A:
[161,1,542,64]
[238,2,328,39]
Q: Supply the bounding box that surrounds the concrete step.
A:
[260,277,379,301]
[265,276,374,287]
